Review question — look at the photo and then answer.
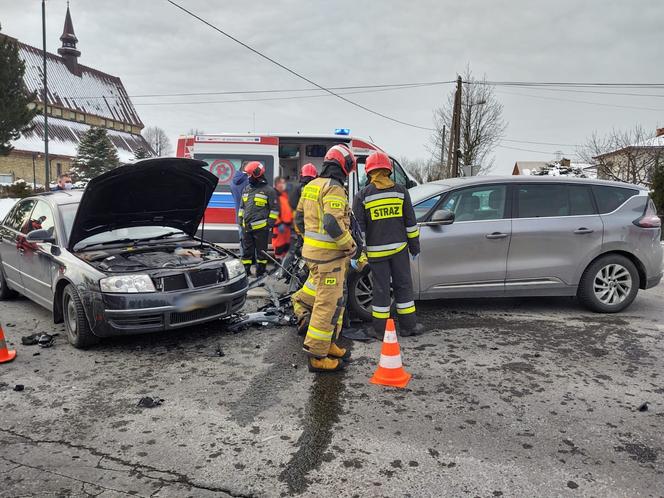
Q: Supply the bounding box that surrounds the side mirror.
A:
[26,229,56,244]
[406,179,417,189]
[426,209,455,225]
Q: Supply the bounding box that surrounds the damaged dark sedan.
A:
[0,158,248,348]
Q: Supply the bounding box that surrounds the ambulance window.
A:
[391,158,408,187]
[305,145,326,157]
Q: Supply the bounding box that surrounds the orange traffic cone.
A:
[370,319,411,388]
[0,324,16,364]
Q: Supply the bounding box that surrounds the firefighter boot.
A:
[308,356,345,373]
[328,342,351,360]
[256,263,267,277]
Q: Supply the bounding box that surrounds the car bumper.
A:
[645,271,662,290]
[89,275,248,337]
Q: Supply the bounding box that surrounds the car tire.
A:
[577,254,640,313]
[0,264,18,300]
[62,284,99,348]
[347,267,374,322]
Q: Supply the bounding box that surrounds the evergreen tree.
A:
[72,127,120,181]
[651,159,664,217]
[133,145,151,160]
[0,30,38,156]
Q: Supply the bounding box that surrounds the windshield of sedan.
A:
[59,203,187,249]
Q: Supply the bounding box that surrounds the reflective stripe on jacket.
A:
[352,183,420,261]
[238,182,279,232]
[296,177,353,263]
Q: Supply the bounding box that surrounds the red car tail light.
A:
[633,199,661,228]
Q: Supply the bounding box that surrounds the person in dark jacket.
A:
[288,162,318,211]
[231,168,249,254]
[353,151,422,338]
[238,162,279,277]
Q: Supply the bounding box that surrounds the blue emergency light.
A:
[334,128,351,136]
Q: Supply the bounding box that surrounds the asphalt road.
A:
[1,283,663,497]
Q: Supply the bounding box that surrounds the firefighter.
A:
[288,162,319,211]
[292,145,357,373]
[353,151,422,337]
[238,161,279,277]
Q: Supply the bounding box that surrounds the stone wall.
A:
[0,151,74,186]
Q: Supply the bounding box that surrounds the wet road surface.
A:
[1,284,663,497]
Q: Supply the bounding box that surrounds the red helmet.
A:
[324,144,356,176]
[300,163,318,179]
[364,151,392,175]
[243,161,266,179]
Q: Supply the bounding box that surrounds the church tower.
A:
[57,3,81,73]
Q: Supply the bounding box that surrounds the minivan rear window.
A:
[516,184,596,218]
[591,185,639,214]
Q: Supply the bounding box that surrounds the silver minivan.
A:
[348,176,663,317]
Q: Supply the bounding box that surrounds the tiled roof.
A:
[12,115,149,163]
[18,42,143,127]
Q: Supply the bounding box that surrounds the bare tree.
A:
[142,126,173,156]
[398,156,434,184]
[187,128,205,136]
[579,125,663,186]
[429,66,506,178]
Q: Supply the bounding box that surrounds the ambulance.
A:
[175,131,417,247]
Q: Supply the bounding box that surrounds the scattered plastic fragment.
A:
[137,396,164,408]
[13,384,24,392]
[638,402,649,412]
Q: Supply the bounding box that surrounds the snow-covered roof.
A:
[12,115,147,163]
[17,41,143,127]
[594,134,664,159]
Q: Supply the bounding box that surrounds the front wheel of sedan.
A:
[62,284,99,348]
[577,254,639,313]
[0,265,18,300]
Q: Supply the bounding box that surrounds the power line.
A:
[129,84,447,107]
[502,138,581,147]
[495,89,664,112]
[164,0,435,131]
[64,81,456,100]
[475,80,664,88]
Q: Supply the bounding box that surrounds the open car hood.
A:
[68,158,217,250]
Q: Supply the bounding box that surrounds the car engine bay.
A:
[78,243,231,272]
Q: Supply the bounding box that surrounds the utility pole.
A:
[42,0,50,187]
[446,76,462,178]
[452,76,462,177]
[440,124,446,175]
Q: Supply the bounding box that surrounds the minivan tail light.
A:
[633,199,661,228]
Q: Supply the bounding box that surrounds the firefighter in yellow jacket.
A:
[292,144,357,372]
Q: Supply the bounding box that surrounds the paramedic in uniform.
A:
[238,162,279,277]
[353,151,423,337]
[291,145,357,373]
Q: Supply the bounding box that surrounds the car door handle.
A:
[485,232,508,239]
[574,228,594,234]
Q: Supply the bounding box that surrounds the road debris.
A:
[13,384,25,392]
[137,396,164,408]
[638,402,649,412]
[21,332,58,347]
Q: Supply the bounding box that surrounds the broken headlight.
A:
[99,274,156,293]
[225,259,245,280]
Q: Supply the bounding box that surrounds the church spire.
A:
[57,3,81,72]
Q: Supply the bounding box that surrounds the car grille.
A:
[189,268,225,288]
[161,274,188,291]
[170,302,228,325]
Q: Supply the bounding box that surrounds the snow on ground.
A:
[0,198,18,220]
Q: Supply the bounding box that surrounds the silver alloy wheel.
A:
[593,263,632,306]
[64,295,78,338]
[356,272,374,311]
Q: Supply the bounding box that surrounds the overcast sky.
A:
[2,0,663,173]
